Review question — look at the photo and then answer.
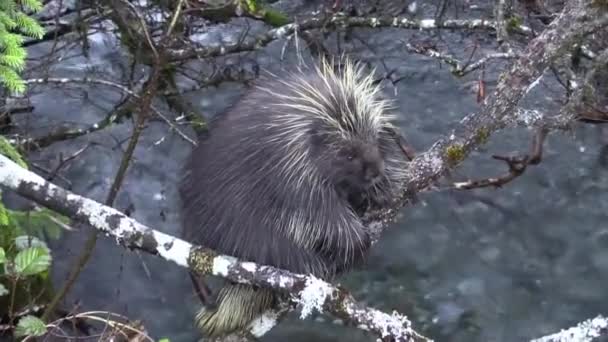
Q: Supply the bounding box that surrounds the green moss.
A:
[190,115,208,135]
[591,0,608,9]
[262,8,290,27]
[242,0,290,27]
[475,127,490,145]
[0,135,27,169]
[506,15,523,33]
[445,144,466,164]
[188,247,216,275]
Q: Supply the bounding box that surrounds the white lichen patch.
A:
[525,73,545,94]
[0,154,197,268]
[273,23,295,38]
[73,195,117,233]
[344,300,422,341]
[267,273,293,288]
[248,310,280,337]
[0,155,39,189]
[470,19,484,27]
[154,232,191,267]
[278,275,292,288]
[67,191,193,268]
[212,254,238,276]
[374,310,417,340]
[419,19,436,29]
[453,182,469,189]
[514,108,543,126]
[372,310,396,338]
[296,275,333,319]
[240,261,258,273]
[411,151,444,179]
[531,315,608,342]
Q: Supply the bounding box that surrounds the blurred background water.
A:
[11,0,608,341]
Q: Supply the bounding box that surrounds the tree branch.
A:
[355,0,608,244]
[530,315,608,342]
[168,15,532,61]
[17,77,196,148]
[0,154,430,342]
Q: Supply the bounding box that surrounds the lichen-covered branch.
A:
[405,42,520,76]
[397,0,603,197]
[530,315,608,342]
[9,100,132,151]
[168,15,531,61]
[0,154,431,342]
[358,0,608,239]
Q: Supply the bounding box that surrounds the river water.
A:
[13,0,608,341]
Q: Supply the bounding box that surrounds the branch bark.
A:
[0,154,430,342]
[167,15,532,61]
[369,0,608,231]
[530,315,608,342]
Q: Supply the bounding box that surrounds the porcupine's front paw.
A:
[365,189,399,212]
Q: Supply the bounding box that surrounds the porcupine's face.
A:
[331,138,386,200]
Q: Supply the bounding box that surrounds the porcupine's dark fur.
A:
[179,57,409,337]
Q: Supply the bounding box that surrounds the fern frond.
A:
[14,12,43,38]
[0,64,25,92]
[0,0,44,93]
[0,32,26,55]
[0,0,17,13]
[0,11,16,30]
[17,0,43,13]
[0,53,25,69]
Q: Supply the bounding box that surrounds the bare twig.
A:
[362,0,608,236]
[453,128,547,190]
[40,19,167,319]
[47,144,92,183]
[404,42,520,76]
[22,77,196,146]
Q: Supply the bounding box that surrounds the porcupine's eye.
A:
[338,147,356,162]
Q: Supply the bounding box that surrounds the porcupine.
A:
[179,57,409,337]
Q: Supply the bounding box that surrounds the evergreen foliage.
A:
[0,0,44,93]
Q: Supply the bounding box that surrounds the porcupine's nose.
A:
[363,163,381,183]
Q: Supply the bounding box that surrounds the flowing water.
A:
[11,1,608,341]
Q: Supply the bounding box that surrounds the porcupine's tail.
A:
[195,283,277,337]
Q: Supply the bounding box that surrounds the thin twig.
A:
[23,77,196,146]
[452,128,547,190]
